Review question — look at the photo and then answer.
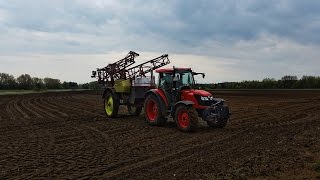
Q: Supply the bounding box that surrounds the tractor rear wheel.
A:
[104,91,119,118]
[127,104,142,116]
[175,105,198,132]
[144,94,166,126]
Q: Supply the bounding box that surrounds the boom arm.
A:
[126,54,170,78]
[91,52,170,86]
[92,51,139,84]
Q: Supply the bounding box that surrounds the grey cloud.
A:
[0,0,319,83]
[167,0,320,45]
[2,0,320,53]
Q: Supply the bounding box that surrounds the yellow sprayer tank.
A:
[113,79,131,93]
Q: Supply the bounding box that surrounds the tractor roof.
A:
[156,67,191,73]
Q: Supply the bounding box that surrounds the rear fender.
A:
[145,89,168,107]
[145,89,168,115]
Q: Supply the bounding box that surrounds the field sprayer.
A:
[92,51,230,131]
[91,51,170,117]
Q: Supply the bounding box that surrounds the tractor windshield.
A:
[175,71,194,88]
[181,71,194,86]
[158,70,195,90]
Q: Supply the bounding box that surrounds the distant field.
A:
[0,89,88,95]
[0,90,35,95]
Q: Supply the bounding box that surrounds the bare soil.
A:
[0,90,320,179]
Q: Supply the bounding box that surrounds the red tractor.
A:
[144,67,230,131]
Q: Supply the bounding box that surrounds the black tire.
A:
[206,118,228,128]
[144,94,166,126]
[127,104,142,116]
[104,91,119,118]
[175,105,198,132]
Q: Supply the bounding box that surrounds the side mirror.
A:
[202,74,205,78]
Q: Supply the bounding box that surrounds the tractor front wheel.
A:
[175,105,198,132]
[127,104,142,116]
[104,91,119,118]
[144,94,166,126]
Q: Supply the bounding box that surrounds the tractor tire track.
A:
[5,99,17,120]
[20,98,42,119]
[12,99,30,119]
[32,97,65,119]
[25,98,44,118]
[46,96,103,117]
[38,97,69,117]
[100,129,247,179]
[30,97,58,119]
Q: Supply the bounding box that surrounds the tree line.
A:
[2,73,319,91]
[0,73,100,90]
[200,75,320,89]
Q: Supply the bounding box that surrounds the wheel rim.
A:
[146,99,158,121]
[178,110,190,128]
[105,96,113,116]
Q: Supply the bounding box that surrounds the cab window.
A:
[159,73,172,89]
[181,72,193,86]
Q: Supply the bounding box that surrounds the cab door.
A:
[158,72,173,105]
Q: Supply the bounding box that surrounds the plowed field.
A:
[1,90,320,179]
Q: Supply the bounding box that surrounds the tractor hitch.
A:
[201,100,230,124]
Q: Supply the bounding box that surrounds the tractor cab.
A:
[156,67,193,105]
[155,67,206,105]
[158,67,191,85]
[156,67,205,90]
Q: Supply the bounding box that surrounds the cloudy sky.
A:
[0,0,320,83]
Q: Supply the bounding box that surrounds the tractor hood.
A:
[182,89,212,97]
[181,89,215,107]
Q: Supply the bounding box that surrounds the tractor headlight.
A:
[195,95,215,106]
[200,96,214,101]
